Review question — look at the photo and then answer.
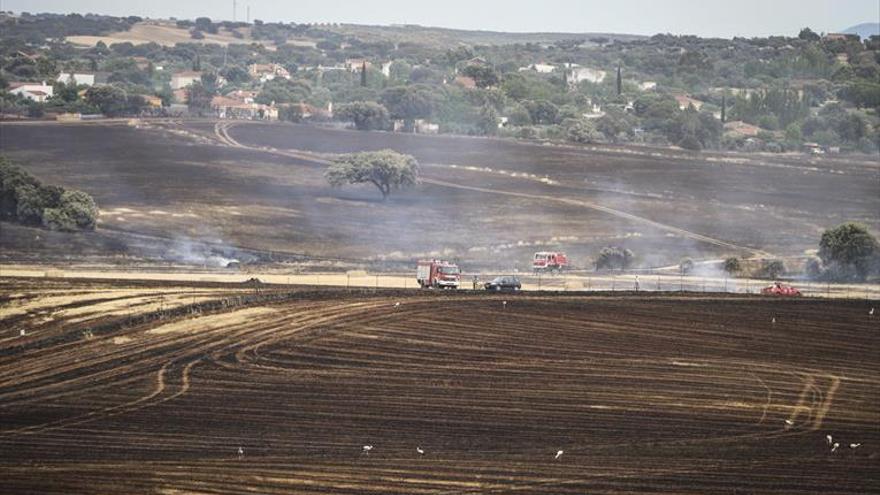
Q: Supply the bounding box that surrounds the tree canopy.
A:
[325,150,419,200]
[818,222,878,280]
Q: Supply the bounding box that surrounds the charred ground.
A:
[1,121,877,270]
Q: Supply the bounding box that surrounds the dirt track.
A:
[1,279,878,494]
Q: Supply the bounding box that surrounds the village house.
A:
[563,64,607,86]
[56,72,96,87]
[674,94,705,111]
[248,63,291,82]
[639,81,657,91]
[723,120,762,138]
[822,33,851,41]
[344,59,372,73]
[380,61,393,77]
[212,94,278,121]
[519,62,555,73]
[8,81,54,102]
[170,71,202,90]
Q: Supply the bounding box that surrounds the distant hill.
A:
[841,22,879,39]
[327,23,644,47]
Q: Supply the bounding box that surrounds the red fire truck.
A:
[533,251,568,273]
[417,260,461,289]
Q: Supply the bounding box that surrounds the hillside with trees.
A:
[1,12,878,154]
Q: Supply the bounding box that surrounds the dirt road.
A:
[1,278,877,493]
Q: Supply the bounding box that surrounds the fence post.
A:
[347,274,350,288]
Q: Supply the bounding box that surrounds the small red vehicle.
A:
[761,282,802,297]
[533,251,568,273]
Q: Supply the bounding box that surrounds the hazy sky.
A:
[3,0,878,38]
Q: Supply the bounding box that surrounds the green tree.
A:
[476,104,499,135]
[336,101,390,131]
[325,149,419,200]
[758,260,786,279]
[460,65,500,89]
[279,105,303,123]
[186,82,214,115]
[84,86,145,117]
[380,85,435,130]
[523,99,559,125]
[798,27,820,42]
[818,222,878,280]
[565,117,603,144]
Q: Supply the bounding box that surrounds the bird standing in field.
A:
[20,329,26,337]
[850,443,862,449]
[826,434,833,446]
[771,317,776,324]
[870,307,875,316]
[394,302,400,309]
[362,445,373,454]
[831,442,840,453]
[502,301,507,309]
[237,446,244,459]
[555,450,564,460]
[416,447,425,455]
[784,419,794,426]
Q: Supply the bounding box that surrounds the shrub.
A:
[758,259,786,279]
[59,190,98,230]
[595,246,634,270]
[723,257,742,274]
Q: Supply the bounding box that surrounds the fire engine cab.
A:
[533,251,568,273]
[417,260,461,289]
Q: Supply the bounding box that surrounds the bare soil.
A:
[0,278,877,493]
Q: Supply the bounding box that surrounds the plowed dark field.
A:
[1,279,878,494]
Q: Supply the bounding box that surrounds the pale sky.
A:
[3,0,878,38]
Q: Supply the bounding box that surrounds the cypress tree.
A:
[721,94,726,123]
[616,64,622,95]
[360,61,368,87]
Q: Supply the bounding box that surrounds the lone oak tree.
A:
[325,150,419,200]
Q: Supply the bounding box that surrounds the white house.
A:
[380,61,393,77]
[170,71,202,90]
[639,81,657,91]
[56,72,96,87]
[9,82,54,102]
[565,65,607,85]
[248,63,291,82]
[519,62,555,74]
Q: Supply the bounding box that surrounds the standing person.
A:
[634,275,640,292]
[472,275,479,290]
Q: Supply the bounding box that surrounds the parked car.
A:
[761,282,802,297]
[484,276,522,291]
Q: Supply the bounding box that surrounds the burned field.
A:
[1,121,878,269]
[1,278,878,494]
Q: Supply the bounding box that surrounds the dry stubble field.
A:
[0,278,878,494]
